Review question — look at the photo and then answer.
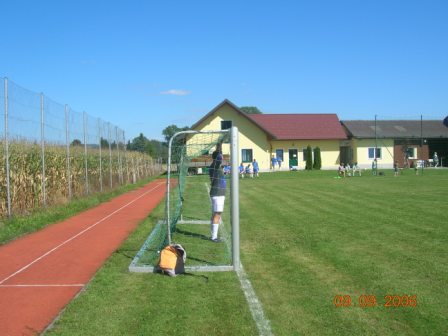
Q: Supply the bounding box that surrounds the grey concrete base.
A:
[128,218,235,274]
[129,265,233,273]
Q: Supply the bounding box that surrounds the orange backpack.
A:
[158,244,186,277]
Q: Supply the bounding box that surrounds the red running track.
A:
[0,180,166,336]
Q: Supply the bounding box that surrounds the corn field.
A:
[1,78,163,218]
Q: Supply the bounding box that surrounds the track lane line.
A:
[0,182,164,285]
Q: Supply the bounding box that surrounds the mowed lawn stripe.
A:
[240,180,389,334]
[238,171,447,335]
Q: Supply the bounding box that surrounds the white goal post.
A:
[129,126,240,273]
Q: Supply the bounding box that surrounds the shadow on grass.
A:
[175,227,210,241]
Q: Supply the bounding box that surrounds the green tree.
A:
[71,139,82,146]
[127,133,168,161]
[162,125,190,143]
[100,137,109,148]
[128,133,148,153]
[313,147,321,170]
[148,140,168,158]
[240,106,262,114]
[305,145,313,170]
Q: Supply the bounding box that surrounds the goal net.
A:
[129,127,240,273]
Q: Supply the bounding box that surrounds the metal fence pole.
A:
[83,111,89,194]
[124,140,129,184]
[115,126,122,185]
[108,123,113,188]
[65,105,72,199]
[4,78,11,217]
[145,157,149,177]
[121,130,125,184]
[131,156,135,183]
[40,93,46,206]
[98,118,103,192]
[137,156,140,179]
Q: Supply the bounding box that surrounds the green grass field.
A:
[46,169,448,335]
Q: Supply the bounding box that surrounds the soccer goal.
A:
[129,127,240,273]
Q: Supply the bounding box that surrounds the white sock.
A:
[211,224,219,239]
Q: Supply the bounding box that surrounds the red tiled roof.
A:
[248,114,347,140]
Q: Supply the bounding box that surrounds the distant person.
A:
[223,165,231,175]
[345,163,352,176]
[245,164,253,178]
[239,162,245,178]
[353,162,361,176]
[433,152,439,167]
[338,163,346,177]
[252,159,259,177]
[277,156,282,169]
[394,161,399,177]
[271,156,277,171]
[372,158,378,176]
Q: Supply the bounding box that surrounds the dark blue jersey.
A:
[210,167,226,197]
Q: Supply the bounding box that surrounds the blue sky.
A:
[1,0,447,140]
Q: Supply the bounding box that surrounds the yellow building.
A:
[191,100,348,171]
[342,120,448,169]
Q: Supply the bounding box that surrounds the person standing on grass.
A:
[252,159,259,177]
[209,144,226,242]
[433,152,439,167]
[271,156,277,171]
[394,161,399,177]
[372,158,378,176]
[353,162,361,176]
[338,163,346,177]
[277,156,282,169]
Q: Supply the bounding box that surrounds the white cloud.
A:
[160,89,191,96]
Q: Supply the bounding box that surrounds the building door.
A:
[339,146,352,165]
[289,149,298,167]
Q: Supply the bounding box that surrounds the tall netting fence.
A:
[130,128,240,273]
[0,78,161,217]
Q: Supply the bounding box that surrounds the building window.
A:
[275,149,284,161]
[368,147,382,159]
[221,120,232,130]
[241,149,253,163]
[406,147,416,159]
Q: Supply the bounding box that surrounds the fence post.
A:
[83,111,89,194]
[131,156,136,183]
[40,93,46,206]
[124,139,129,184]
[115,126,122,185]
[65,105,72,199]
[108,122,113,188]
[4,78,11,217]
[120,130,125,184]
[98,118,103,192]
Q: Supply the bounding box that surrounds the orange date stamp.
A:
[333,294,417,308]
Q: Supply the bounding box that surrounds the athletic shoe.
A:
[210,237,222,243]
